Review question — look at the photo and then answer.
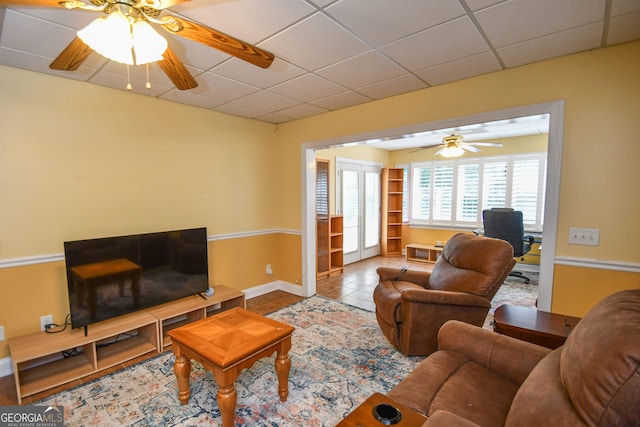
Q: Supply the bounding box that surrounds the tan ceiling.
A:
[1,0,639,126]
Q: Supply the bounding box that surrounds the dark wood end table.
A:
[336,392,427,426]
[493,304,581,349]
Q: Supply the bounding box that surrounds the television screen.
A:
[64,227,209,329]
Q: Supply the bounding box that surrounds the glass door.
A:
[337,159,381,264]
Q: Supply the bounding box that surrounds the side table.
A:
[336,392,427,426]
[493,304,581,349]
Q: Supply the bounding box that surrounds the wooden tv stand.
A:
[8,284,245,404]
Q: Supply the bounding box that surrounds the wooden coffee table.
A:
[336,392,427,426]
[168,307,295,427]
[493,304,581,349]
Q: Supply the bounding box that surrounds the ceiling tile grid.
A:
[0,0,638,125]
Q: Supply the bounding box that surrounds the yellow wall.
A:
[1,40,640,360]
[275,40,640,314]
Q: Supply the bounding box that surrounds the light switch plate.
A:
[568,227,600,246]
[0,326,5,341]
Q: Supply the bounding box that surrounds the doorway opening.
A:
[301,100,564,312]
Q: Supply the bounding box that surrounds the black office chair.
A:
[482,208,535,284]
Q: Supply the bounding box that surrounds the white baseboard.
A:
[0,356,13,377]
[243,280,304,300]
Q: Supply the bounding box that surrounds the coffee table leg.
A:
[275,344,291,402]
[213,370,238,427]
[174,355,191,405]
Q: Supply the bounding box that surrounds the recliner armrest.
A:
[401,289,490,308]
[437,320,551,385]
[377,267,431,287]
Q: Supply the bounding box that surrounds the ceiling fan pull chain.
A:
[146,64,151,89]
[126,64,132,91]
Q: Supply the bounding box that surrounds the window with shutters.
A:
[409,152,546,231]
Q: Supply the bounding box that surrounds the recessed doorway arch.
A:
[301,100,564,312]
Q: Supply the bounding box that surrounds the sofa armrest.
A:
[421,410,481,427]
[438,320,551,385]
[401,289,490,308]
[377,267,431,287]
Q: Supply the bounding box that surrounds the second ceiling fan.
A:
[412,133,503,158]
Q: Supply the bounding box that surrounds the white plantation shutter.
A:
[482,160,507,209]
[457,163,479,222]
[412,166,431,220]
[410,152,546,231]
[433,164,453,221]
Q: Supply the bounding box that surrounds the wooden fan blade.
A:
[161,15,274,69]
[50,37,94,71]
[157,46,198,90]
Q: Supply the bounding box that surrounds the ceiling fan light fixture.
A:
[78,10,134,65]
[439,146,465,158]
[132,20,167,65]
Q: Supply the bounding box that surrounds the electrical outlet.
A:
[0,326,5,341]
[40,315,53,331]
[568,227,600,246]
[266,264,273,275]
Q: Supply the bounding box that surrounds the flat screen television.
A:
[64,227,209,330]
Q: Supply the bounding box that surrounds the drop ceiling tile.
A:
[316,50,407,88]
[326,0,465,47]
[0,47,96,81]
[253,111,295,123]
[497,22,603,67]
[171,0,315,43]
[213,102,267,119]
[212,57,306,89]
[233,89,301,111]
[611,0,640,15]
[475,0,606,48]
[356,74,427,100]
[1,9,79,59]
[607,11,640,45]
[269,73,345,102]
[416,51,502,85]
[381,16,490,71]
[465,0,506,12]
[160,90,225,110]
[310,90,372,110]
[260,12,370,71]
[189,71,259,101]
[8,5,95,29]
[276,103,328,120]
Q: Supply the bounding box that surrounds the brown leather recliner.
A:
[373,233,515,356]
[387,289,640,426]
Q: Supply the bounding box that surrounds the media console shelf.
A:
[8,284,245,404]
[405,243,443,264]
[148,285,245,350]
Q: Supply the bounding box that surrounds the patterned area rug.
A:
[36,297,424,426]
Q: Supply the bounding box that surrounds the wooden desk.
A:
[71,258,142,321]
[493,304,581,349]
[169,308,295,427]
[336,393,427,426]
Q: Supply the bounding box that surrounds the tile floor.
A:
[0,255,421,405]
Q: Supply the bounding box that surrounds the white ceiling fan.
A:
[412,133,503,158]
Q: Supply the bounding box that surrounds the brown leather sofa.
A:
[373,233,515,356]
[387,288,640,426]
